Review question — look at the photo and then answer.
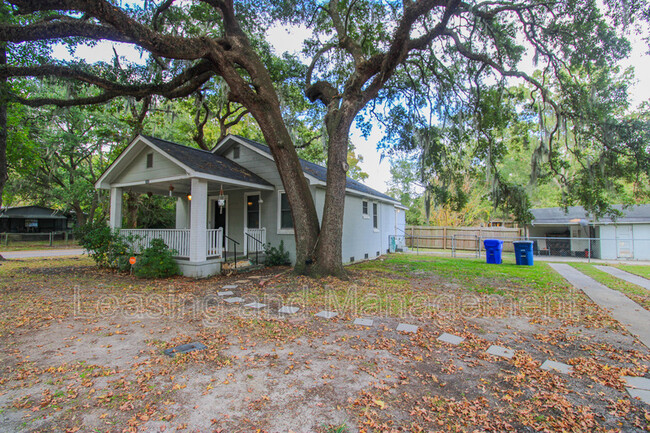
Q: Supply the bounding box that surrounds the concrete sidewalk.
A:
[549,263,650,349]
[0,249,86,259]
[594,265,650,292]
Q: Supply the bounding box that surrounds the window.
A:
[372,203,378,229]
[233,145,240,159]
[25,219,38,228]
[278,191,294,233]
[246,193,260,228]
[362,200,369,218]
[146,152,153,168]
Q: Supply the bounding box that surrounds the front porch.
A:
[97,136,274,277]
[118,227,267,262]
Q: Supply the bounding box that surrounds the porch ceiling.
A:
[123,177,266,197]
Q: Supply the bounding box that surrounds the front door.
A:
[214,201,226,248]
[616,224,633,258]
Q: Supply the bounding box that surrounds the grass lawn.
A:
[570,263,650,310]
[0,254,648,432]
[0,240,80,252]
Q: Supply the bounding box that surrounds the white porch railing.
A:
[206,228,223,258]
[119,229,190,258]
[244,227,266,254]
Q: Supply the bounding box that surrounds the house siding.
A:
[119,147,184,184]
[218,143,399,265]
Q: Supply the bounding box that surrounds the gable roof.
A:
[96,135,273,189]
[530,205,650,225]
[0,205,68,219]
[141,136,273,187]
[215,135,399,204]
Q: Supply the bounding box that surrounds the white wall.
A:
[219,141,401,265]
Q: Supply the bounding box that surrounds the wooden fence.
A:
[404,226,523,252]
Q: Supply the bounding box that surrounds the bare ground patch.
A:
[0,256,649,432]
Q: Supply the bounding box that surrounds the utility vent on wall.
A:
[364,253,369,259]
[376,251,380,256]
[350,257,354,263]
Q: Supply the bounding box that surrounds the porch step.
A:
[221,259,265,275]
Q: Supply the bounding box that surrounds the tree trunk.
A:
[249,103,320,274]
[72,202,86,227]
[0,42,7,209]
[312,106,357,277]
[125,191,139,228]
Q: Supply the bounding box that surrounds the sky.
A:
[53,23,650,194]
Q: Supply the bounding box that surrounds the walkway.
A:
[549,263,650,349]
[0,249,85,259]
[594,265,650,292]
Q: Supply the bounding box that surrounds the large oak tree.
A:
[0,0,645,276]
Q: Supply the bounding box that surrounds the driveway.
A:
[0,249,86,259]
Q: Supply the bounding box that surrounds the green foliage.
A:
[264,240,291,267]
[75,223,134,271]
[133,239,180,279]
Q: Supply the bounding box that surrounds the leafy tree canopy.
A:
[1,0,648,273]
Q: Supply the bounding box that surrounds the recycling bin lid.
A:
[513,241,534,245]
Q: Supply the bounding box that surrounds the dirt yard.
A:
[0,255,649,432]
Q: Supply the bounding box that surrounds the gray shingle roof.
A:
[531,205,650,225]
[0,205,67,219]
[143,136,272,187]
[227,135,398,203]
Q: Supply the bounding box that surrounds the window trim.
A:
[277,190,294,235]
[244,191,262,230]
[362,200,370,219]
[372,202,379,231]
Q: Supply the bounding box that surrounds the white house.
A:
[95,134,407,277]
[528,205,650,260]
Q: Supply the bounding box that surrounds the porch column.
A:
[175,197,190,229]
[189,178,207,262]
[109,187,123,230]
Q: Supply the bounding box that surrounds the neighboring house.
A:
[528,205,650,260]
[0,205,71,233]
[95,134,407,277]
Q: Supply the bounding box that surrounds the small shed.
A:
[0,205,71,233]
[528,205,650,260]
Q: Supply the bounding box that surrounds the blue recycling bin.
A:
[513,241,534,266]
[483,239,504,264]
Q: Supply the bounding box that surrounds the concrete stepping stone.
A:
[623,376,650,390]
[278,306,299,314]
[353,318,374,327]
[540,359,573,374]
[396,323,419,333]
[486,345,515,359]
[164,342,207,357]
[627,388,650,404]
[437,332,464,345]
[235,280,249,284]
[222,284,239,290]
[224,297,244,304]
[315,311,338,319]
[217,291,234,297]
[244,302,266,309]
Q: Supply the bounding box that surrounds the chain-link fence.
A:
[389,234,650,262]
[1,231,74,247]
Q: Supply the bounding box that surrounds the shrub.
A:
[75,223,135,270]
[133,238,180,278]
[264,240,291,266]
